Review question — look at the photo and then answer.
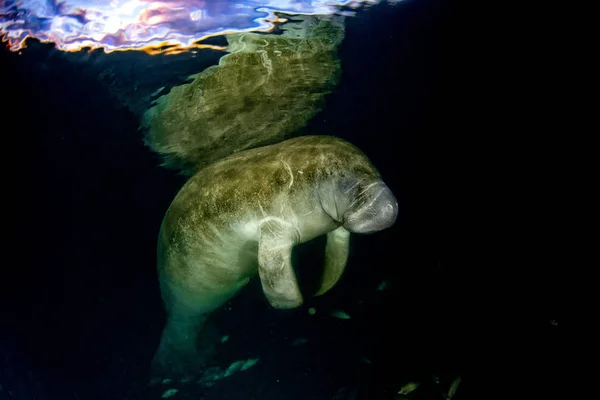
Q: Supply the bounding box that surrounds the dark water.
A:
[0,1,562,399]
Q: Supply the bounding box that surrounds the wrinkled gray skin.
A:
[152,135,397,375]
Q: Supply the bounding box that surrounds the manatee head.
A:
[339,179,398,233]
[320,173,398,234]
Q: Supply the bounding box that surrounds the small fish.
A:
[377,280,391,291]
[220,358,260,377]
[330,309,351,319]
[308,307,317,315]
[197,366,224,384]
[446,376,461,400]
[151,86,166,97]
[224,360,245,377]
[161,388,179,398]
[221,335,230,343]
[397,381,420,395]
[241,358,259,371]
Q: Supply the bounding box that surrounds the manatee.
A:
[152,135,398,375]
[142,15,345,176]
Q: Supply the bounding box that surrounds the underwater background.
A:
[0,1,562,399]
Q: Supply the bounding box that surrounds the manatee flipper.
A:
[315,226,350,296]
[258,219,303,309]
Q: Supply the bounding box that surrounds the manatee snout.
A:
[343,182,398,233]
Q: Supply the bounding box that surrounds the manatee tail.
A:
[142,14,346,176]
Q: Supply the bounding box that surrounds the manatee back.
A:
[167,135,380,224]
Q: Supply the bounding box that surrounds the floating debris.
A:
[330,310,351,319]
[221,335,230,343]
[161,388,179,398]
[446,376,461,400]
[397,381,420,395]
[308,307,317,315]
[377,280,391,291]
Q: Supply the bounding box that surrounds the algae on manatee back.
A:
[143,15,345,176]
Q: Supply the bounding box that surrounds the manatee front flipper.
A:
[258,219,303,309]
[315,226,350,296]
